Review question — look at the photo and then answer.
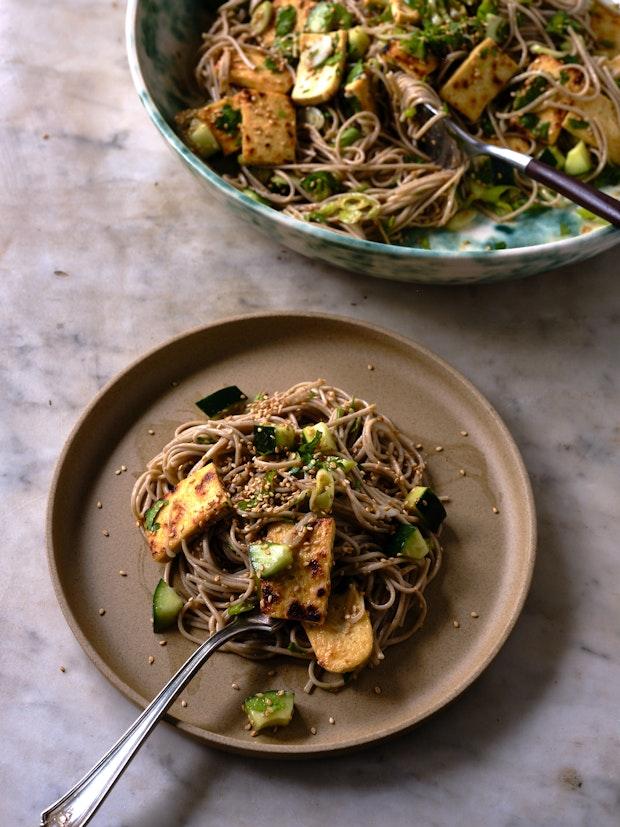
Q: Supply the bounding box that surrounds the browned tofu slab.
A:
[197,95,244,155]
[146,463,231,562]
[262,0,315,46]
[229,46,293,94]
[239,89,296,165]
[386,42,438,80]
[440,37,518,122]
[304,584,374,673]
[511,56,581,145]
[259,517,335,623]
[562,94,620,164]
[591,1,620,56]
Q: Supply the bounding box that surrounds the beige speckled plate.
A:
[47,313,535,756]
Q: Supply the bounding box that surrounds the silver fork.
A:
[421,102,620,227]
[40,615,281,827]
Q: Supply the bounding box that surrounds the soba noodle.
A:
[132,380,444,691]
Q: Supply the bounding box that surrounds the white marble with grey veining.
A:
[1,1,619,825]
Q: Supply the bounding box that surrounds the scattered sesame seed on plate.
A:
[114,469,121,475]
[121,465,127,472]
[453,620,460,628]
[98,608,106,616]
[415,443,423,450]
[148,655,155,664]
[310,726,317,735]
[374,685,382,695]
[367,364,374,371]
[148,429,155,435]
[181,700,188,708]
[102,529,109,537]
[328,716,335,725]
[267,670,276,677]
[251,730,258,737]
[492,506,500,514]
[119,570,127,576]
[435,446,443,452]
[244,722,251,730]
[59,665,66,673]
[460,430,468,437]
[96,501,102,509]
[459,469,466,476]
[158,639,167,646]
[471,611,479,618]
[231,682,240,690]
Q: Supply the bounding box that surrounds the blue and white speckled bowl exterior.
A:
[126,0,620,284]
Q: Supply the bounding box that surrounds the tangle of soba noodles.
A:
[176,0,620,243]
[132,380,444,692]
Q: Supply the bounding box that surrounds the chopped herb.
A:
[300,170,341,201]
[513,75,547,110]
[559,69,570,85]
[567,117,589,130]
[263,56,280,72]
[214,104,241,134]
[299,430,322,466]
[519,112,539,131]
[144,499,168,532]
[546,10,582,39]
[228,598,258,617]
[345,60,364,85]
[275,5,297,37]
[534,120,550,141]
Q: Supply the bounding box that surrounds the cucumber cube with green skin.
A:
[254,423,295,455]
[565,140,592,176]
[302,421,337,453]
[404,486,446,533]
[248,542,293,577]
[195,386,248,418]
[227,597,258,616]
[152,579,185,633]
[387,524,430,560]
[243,690,295,732]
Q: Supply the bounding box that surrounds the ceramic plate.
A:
[47,313,536,755]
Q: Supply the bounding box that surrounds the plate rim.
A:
[47,311,536,756]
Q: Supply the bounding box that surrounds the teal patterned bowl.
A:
[126,0,620,284]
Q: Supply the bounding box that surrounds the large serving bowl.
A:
[126,0,620,284]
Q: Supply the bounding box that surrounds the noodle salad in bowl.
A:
[133,379,447,706]
[175,0,620,244]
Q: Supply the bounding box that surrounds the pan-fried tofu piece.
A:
[440,37,518,122]
[487,135,531,153]
[591,1,620,57]
[344,72,375,113]
[386,42,438,80]
[258,518,335,623]
[562,95,620,164]
[146,463,231,562]
[292,31,347,105]
[228,46,293,94]
[197,95,243,155]
[303,584,374,673]
[511,56,581,145]
[389,0,420,25]
[262,0,315,46]
[239,89,296,165]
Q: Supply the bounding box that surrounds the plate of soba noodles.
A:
[47,313,535,754]
[127,0,620,282]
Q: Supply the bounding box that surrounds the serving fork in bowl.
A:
[40,614,282,827]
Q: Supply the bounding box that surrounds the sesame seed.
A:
[459,469,466,476]
[115,469,121,475]
[59,665,66,673]
[213,575,221,583]
[492,506,499,514]
[367,364,374,371]
[98,608,106,616]
[328,716,335,725]
[148,429,155,435]
[266,698,273,706]
[435,446,443,453]
[471,611,479,618]
[119,570,127,576]
[181,700,188,708]
[453,620,460,628]
[276,689,285,696]
[102,529,110,537]
[96,501,102,509]
[121,465,127,472]
[244,722,251,730]
[231,682,240,690]
[374,685,382,695]
[171,380,179,387]
[148,655,155,664]
[460,430,468,437]
[158,639,167,646]
[310,726,317,735]
[267,670,276,677]
[251,730,258,737]
[415,443,423,450]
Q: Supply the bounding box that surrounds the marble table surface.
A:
[2,1,619,824]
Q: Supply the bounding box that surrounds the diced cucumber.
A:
[404,486,446,533]
[187,119,220,159]
[248,542,293,577]
[254,423,295,455]
[152,579,185,633]
[243,690,295,732]
[339,457,356,473]
[195,386,248,418]
[565,140,592,176]
[227,597,258,617]
[387,524,430,560]
[348,26,370,59]
[310,468,334,512]
[539,146,565,170]
[302,421,337,453]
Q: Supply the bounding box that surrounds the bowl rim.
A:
[125,0,618,261]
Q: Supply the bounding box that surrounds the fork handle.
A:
[525,158,620,227]
[40,620,272,827]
